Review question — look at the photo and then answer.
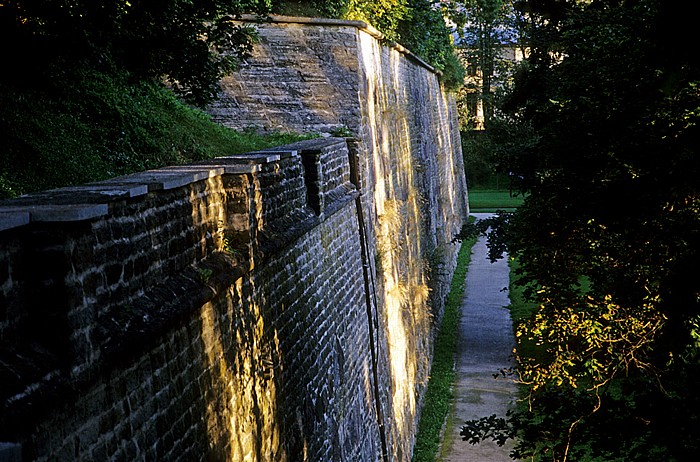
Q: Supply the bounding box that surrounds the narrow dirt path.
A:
[440,213,518,462]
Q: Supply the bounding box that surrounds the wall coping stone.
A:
[0,150,307,232]
[219,150,297,163]
[0,442,22,462]
[261,137,347,153]
[52,183,150,198]
[0,204,109,223]
[0,140,347,231]
[110,169,223,191]
[238,14,439,75]
[240,13,383,39]
[0,211,30,231]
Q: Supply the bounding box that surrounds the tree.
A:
[397,0,465,90]
[463,1,700,460]
[0,0,272,105]
[450,0,523,128]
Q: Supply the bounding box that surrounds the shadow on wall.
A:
[182,144,383,460]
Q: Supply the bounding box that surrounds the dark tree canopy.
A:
[473,0,700,459]
[0,0,272,105]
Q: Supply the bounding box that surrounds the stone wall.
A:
[0,16,468,462]
[207,15,469,460]
[0,139,386,461]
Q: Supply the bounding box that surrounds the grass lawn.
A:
[468,189,524,212]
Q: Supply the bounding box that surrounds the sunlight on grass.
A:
[469,190,524,211]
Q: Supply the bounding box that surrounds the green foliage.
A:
[516,293,665,392]
[273,0,410,40]
[0,0,272,106]
[453,0,524,125]
[412,218,477,462]
[329,125,354,137]
[462,258,700,462]
[0,65,313,199]
[461,414,513,447]
[346,0,410,43]
[462,131,499,187]
[397,0,465,91]
[461,116,537,189]
[472,0,700,459]
[197,268,214,283]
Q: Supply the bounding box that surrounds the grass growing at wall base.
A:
[412,217,478,462]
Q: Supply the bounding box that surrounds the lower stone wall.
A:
[20,197,379,462]
[0,139,388,461]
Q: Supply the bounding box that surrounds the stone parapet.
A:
[1,139,373,462]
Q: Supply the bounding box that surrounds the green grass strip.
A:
[468,189,524,212]
[412,220,478,462]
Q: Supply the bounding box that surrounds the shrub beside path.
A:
[439,213,518,462]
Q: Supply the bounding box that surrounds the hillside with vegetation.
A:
[0,0,463,199]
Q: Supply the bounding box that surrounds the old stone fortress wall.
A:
[0,16,469,461]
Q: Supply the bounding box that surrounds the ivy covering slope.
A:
[0,0,308,198]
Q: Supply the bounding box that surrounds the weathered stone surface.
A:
[0,17,468,462]
[0,211,29,232]
[208,16,469,460]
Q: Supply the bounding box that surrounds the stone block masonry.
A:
[0,139,382,461]
[208,15,469,460]
[0,16,469,462]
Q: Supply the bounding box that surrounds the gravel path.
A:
[440,213,518,462]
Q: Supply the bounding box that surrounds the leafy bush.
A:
[397,0,465,91]
[468,0,700,459]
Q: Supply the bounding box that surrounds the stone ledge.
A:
[0,204,109,223]
[0,159,267,232]
[0,141,349,232]
[239,14,383,40]
[217,150,294,164]
[0,211,29,231]
[53,183,149,199]
[0,442,22,462]
[262,137,347,152]
[114,167,224,191]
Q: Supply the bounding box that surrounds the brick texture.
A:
[0,17,468,462]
